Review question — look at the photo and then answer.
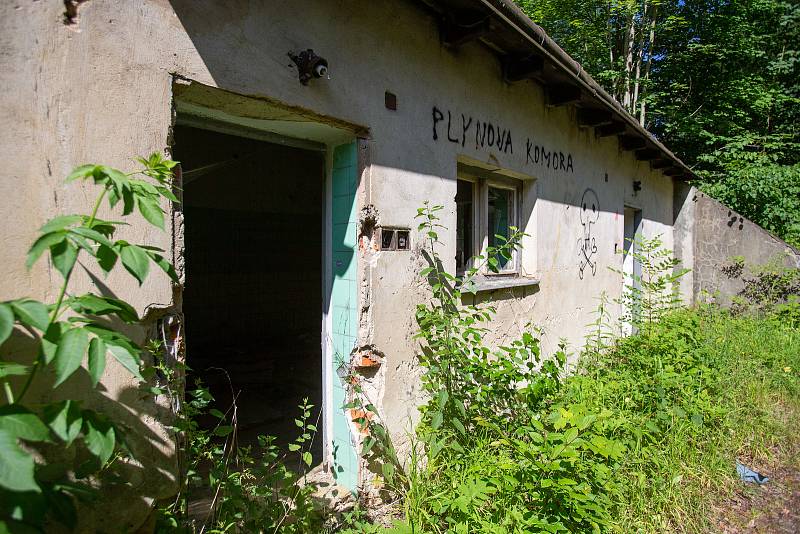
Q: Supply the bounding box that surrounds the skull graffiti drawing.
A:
[578,188,600,279]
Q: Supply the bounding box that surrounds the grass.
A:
[339,306,800,533]
[568,307,800,532]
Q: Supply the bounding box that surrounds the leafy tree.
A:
[518,0,800,246]
[651,0,800,245]
[518,0,668,123]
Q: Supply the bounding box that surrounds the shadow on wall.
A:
[167,0,676,276]
[2,271,178,532]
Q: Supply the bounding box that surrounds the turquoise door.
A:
[330,142,359,491]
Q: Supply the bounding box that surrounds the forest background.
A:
[518,0,800,247]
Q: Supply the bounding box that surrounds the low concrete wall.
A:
[692,191,800,304]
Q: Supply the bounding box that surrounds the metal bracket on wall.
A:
[288,49,329,85]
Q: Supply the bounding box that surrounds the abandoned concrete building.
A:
[2,0,798,528]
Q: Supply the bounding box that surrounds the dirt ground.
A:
[714,445,800,533]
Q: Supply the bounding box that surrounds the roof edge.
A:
[422,0,697,180]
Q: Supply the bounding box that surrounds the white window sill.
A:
[468,275,541,293]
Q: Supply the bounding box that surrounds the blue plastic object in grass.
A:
[736,461,769,484]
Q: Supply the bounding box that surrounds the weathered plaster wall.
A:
[673,181,697,305]
[693,192,800,304]
[0,2,180,530]
[0,0,682,525]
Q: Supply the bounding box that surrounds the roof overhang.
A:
[416,0,696,180]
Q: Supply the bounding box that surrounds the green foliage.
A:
[344,204,625,533]
[703,166,800,248]
[0,154,178,532]
[567,307,800,531]
[611,233,688,329]
[413,203,554,437]
[151,342,324,533]
[723,254,800,316]
[517,0,658,113]
[519,0,800,245]
[349,214,799,533]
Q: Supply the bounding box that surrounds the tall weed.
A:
[342,204,625,533]
[345,214,799,533]
[568,308,800,531]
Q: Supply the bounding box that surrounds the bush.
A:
[342,204,626,533]
[567,308,800,531]
[345,207,799,533]
[155,374,324,533]
[724,255,800,315]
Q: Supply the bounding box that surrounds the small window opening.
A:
[488,186,514,270]
[396,230,410,250]
[379,227,411,251]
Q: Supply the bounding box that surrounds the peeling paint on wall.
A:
[63,0,89,27]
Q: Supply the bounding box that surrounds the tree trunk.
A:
[622,10,637,110]
[639,4,658,126]
[632,0,649,116]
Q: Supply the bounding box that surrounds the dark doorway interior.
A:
[174,124,324,463]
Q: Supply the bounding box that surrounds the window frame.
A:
[456,171,521,277]
[456,174,480,275]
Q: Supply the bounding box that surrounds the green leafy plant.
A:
[193,395,321,534]
[354,203,625,533]
[0,154,179,531]
[723,254,800,315]
[152,361,324,533]
[337,354,403,492]
[584,292,616,357]
[611,233,688,330]
[348,213,797,533]
[413,203,546,438]
[566,306,800,531]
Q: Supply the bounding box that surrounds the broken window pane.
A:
[396,230,409,250]
[456,180,474,272]
[381,228,395,250]
[488,186,513,270]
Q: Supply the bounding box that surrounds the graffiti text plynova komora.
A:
[432,106,574,173]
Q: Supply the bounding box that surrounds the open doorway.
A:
[173,124,325,464]
[623,206,643,333]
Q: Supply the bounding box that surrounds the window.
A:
[487,186,515,271]
[455,180,474,272]
[455,171,521,276]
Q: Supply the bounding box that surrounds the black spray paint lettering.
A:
[476,121,486,147]
[433,107,514,155]
[434,106,592,164]
[477,123,512,154]
[432,106,444,140]
[525,138,574,172]
[461,114,473,147]
[446,111,459,143]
